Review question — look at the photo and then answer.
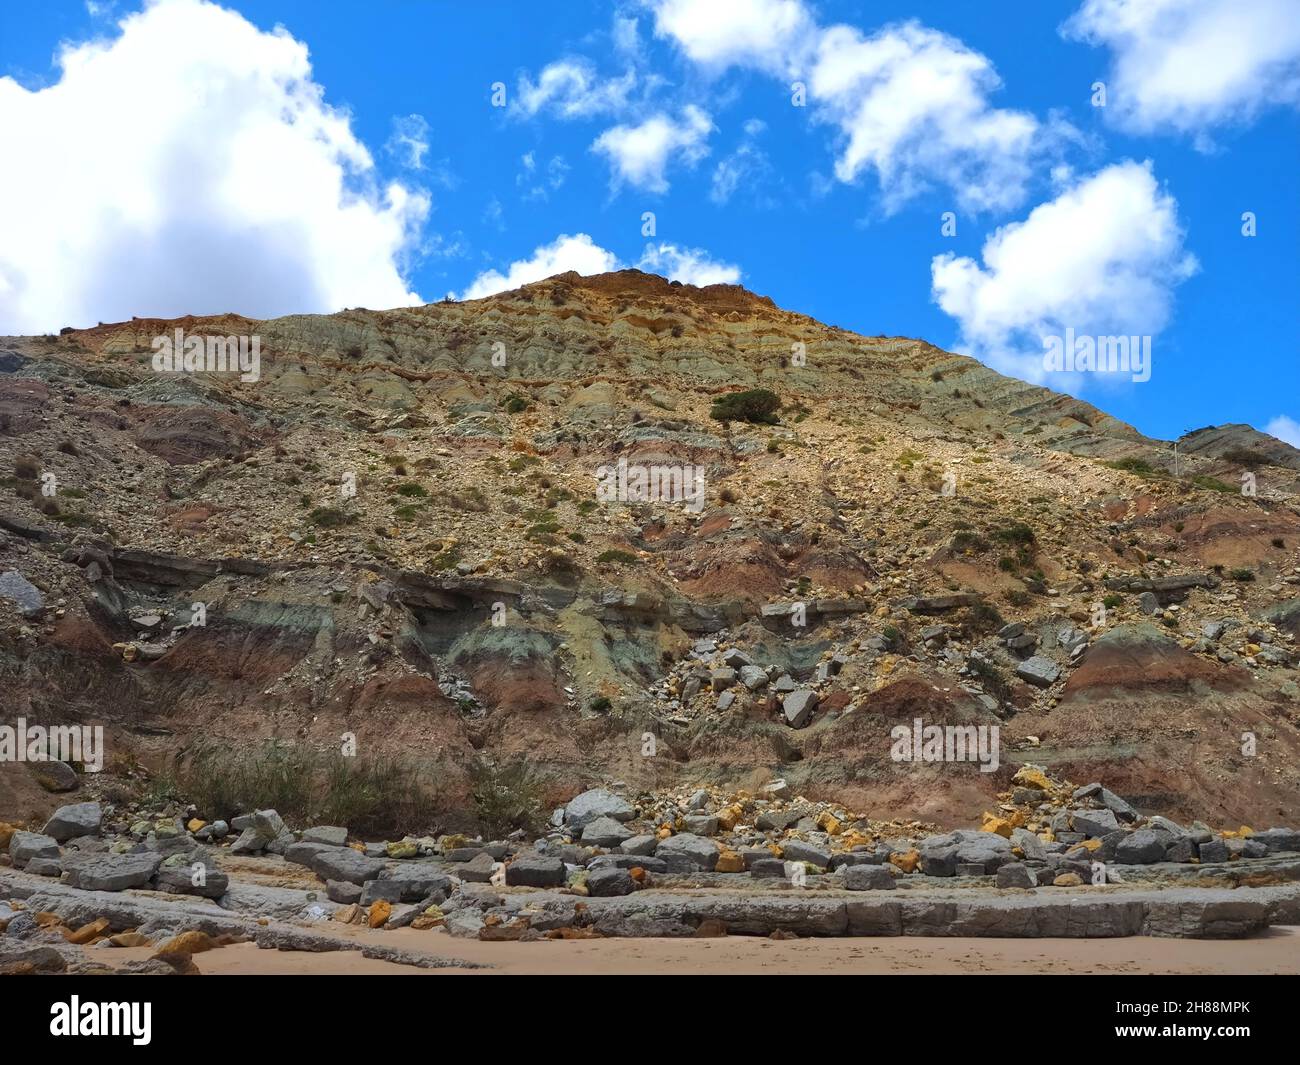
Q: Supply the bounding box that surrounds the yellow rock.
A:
[717,804,743,832]
[368,900,392,928]
[1245,643,1261,656]
[65,918,110,945]
[1077,838,1102,851]
[981,812,1014,838]
[839,830,872,850]
[817,812,842,836]
[1053,872,1083,887]
[889,849,920,874]
[333,904,360,924]
[1239,826,1254,837]
[656,825,673,840]
[108,932,151,948]
[715,850,745,873]
[152,930,214,956]
[1012,766,1052,791]
[187,818,206,833]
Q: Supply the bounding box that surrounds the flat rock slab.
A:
[496,885,1299,939]
[60,852,161,892]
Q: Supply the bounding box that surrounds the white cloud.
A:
[1063,0,1300,135]
[517,153,569,201]
[637,243,741,286]
[514,59,637,119]
[591,105,713,192]
[0,0,428,334]
[459,234,620,300]
[1265,415,1300,449]
[810,21,1050,213]
[710,119,775,205]
[459,233,740,299]
[647,0,815,73]
[649,1,1062,212]
[930,161,1198,383]
[385,114,430,170]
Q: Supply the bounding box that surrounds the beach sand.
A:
[105,923,1300,975]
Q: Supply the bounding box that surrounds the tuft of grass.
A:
[467,756,549,839]
[178,741,445,837]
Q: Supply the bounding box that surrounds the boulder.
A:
[563,789,634,829]
[1070,808,1121,838]
[1251,828,1300,855]
[782,689,819,728]
[997,863,1037,889]
[302,826,348,847]
[0,569,44,617]
[842,865,895,891]
[455,852,498,883]
[41,802,102,843]
[1015,656,1060,688]
[1072,783,1137,822]
[1116,830,1166,864]
[919,831,1012,876]
[586,868,638,897]
[62,852,161,891]
[154,860,228,899]
[781,839,832,869]
[8,831,60,868]
[581,816,633,848]
[27,759,78,792]
[309,847,388,886]
[656,833,720,872]
[618,834,658,856]
[376,863,453,901]
[506,856,566,887]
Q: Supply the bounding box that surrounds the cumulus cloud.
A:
[1063,0,1300,135]
[810,22,1050,213]
[0,0,428,334]
[637,243,741,286]
[591,105,713,192]
[459,234,621,300]
[1265,415,1300,449]
[459,233,740,299]
[648,0,1062,212]
[514,59,637,119]
[930,161,1198,384]
[647,0,815,73]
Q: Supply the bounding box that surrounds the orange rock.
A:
[715,850,745,873]
[1053,872,1084,887]
[981,812,1014,838]
[628,866,646,882]
[34,912,64,928]
[656,825,673,840]
[153,930,215,956]
[108,932,151,948]
[889,849,921,873]
[368,900,392,928]
[0,823,16,850]
[64,918,110,944]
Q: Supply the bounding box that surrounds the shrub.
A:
[710,388,781,425]
[178,741,444,837]
[309,507,349,528]
[467,756,548,838]
[394,482,427,498]
[1229,568,1255,582]
[596,549,639,565]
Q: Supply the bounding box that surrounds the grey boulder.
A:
[42,801,102,843]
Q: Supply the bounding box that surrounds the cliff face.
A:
[2,269,1299,826]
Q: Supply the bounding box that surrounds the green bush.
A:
[710,388,781,425]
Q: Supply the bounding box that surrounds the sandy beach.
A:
[103,924,1300,975]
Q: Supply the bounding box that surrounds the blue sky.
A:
[1,0,1297,444]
